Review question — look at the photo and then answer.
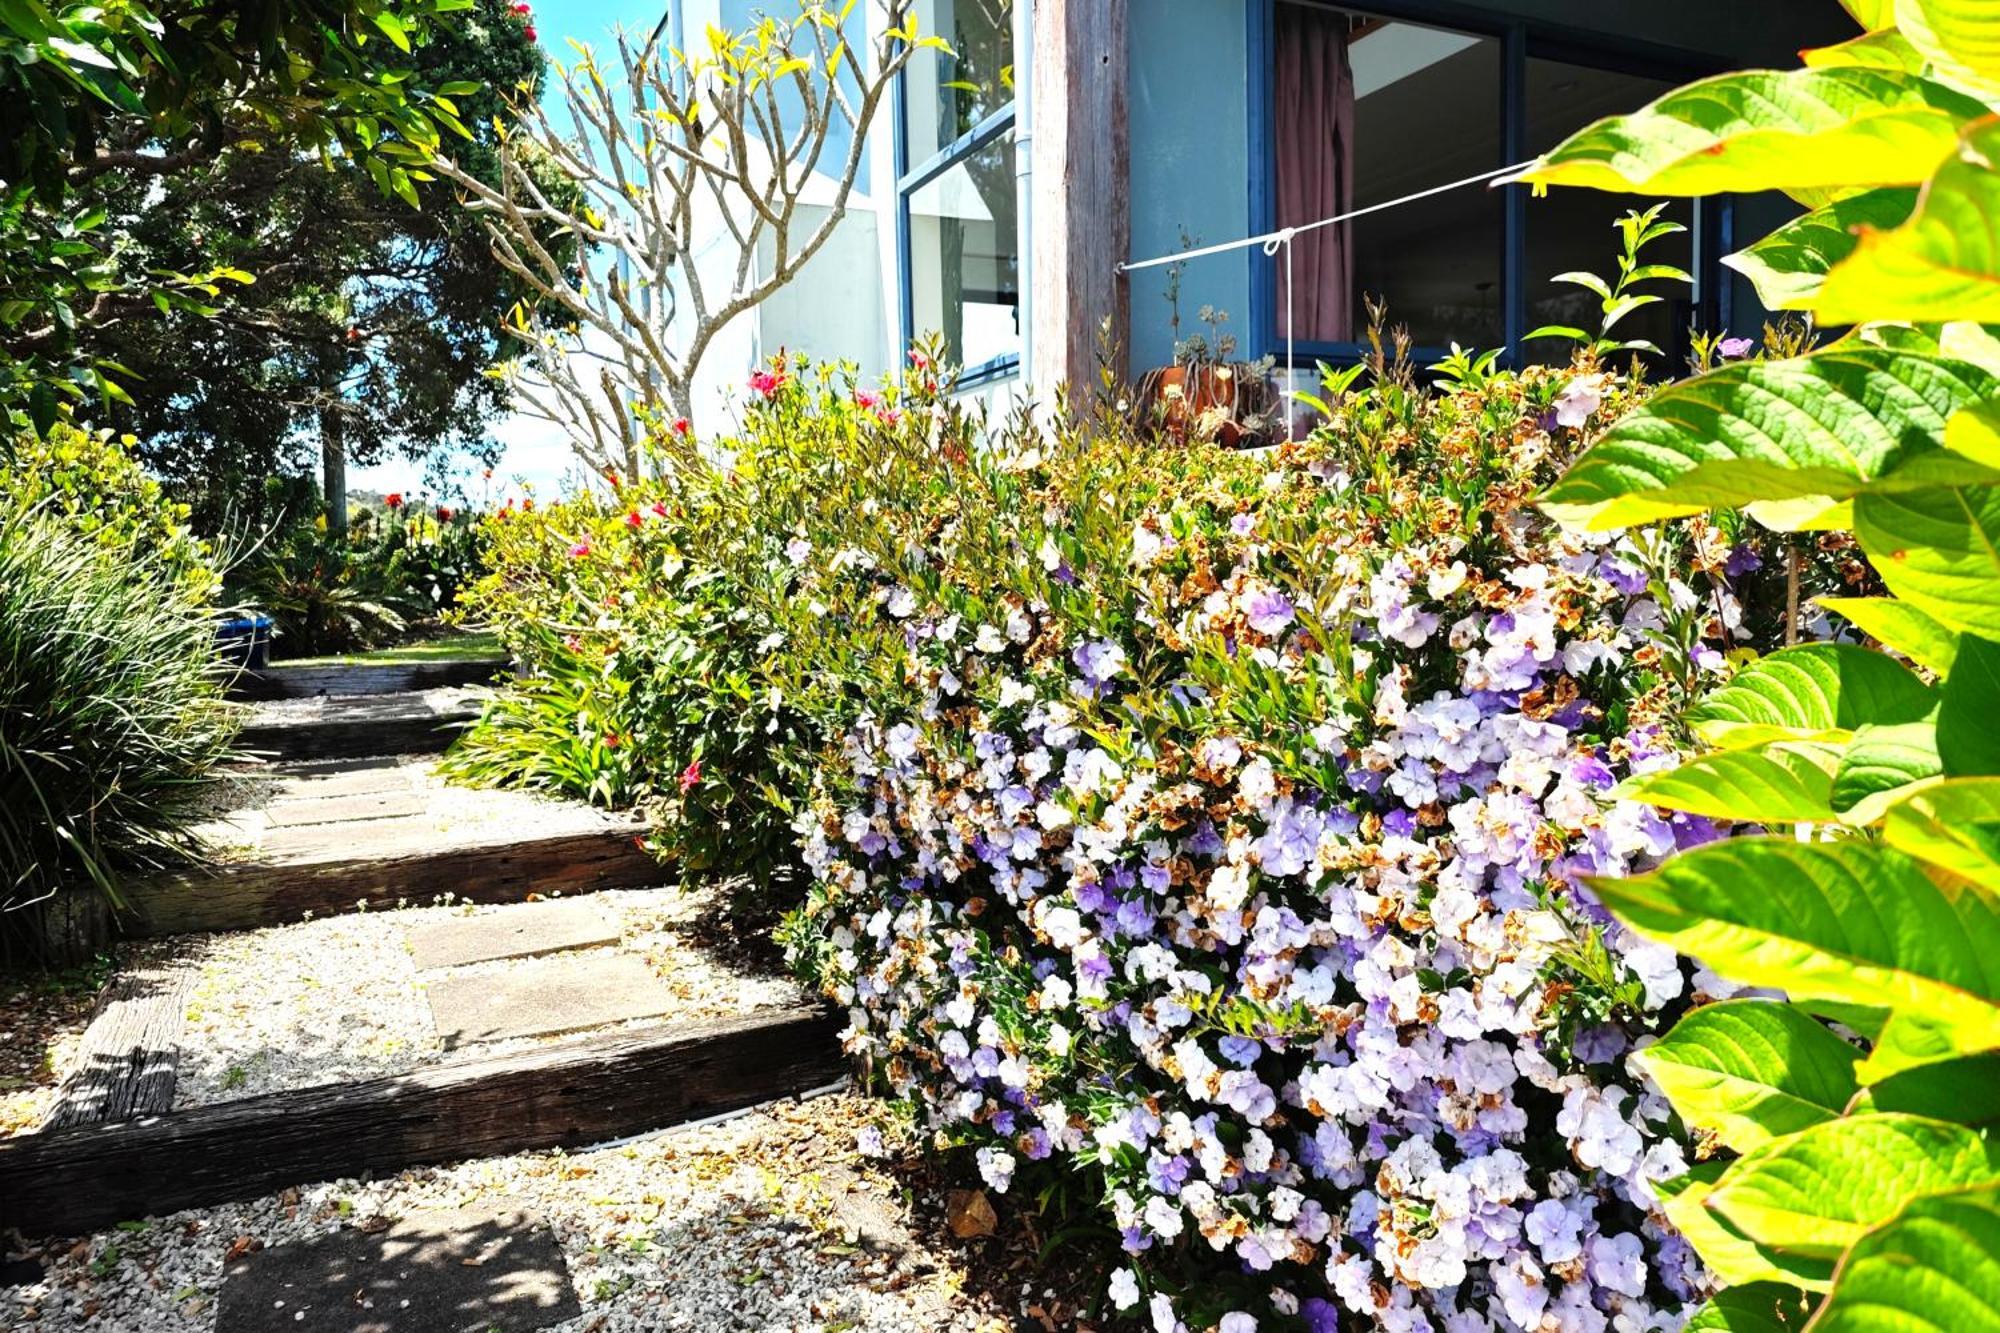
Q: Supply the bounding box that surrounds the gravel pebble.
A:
[2,1092,1014,1333]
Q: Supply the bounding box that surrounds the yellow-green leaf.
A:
[1821,595,1962,672]
[1897,0,2000,93]
[1508,67,1985,198]
[1587,837,2000,1046]
[1816,118,2000,324]
[1661,1163,1837,1290]
[1685,642,1937,750]
[1723,187,1917,311]
[1618,747,1837,821]
[1807,1182,2000,1332]
[1884,776,2000,885]
[1709,1113,2000,1259]
[1537,349,1998,532]
[1636,1000,1859,1152]
[1854,483,2000,637]
[1803,28,1928,72]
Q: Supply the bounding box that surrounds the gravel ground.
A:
[0,965,109,1138]
[173,884,802,1108]
[2,1092,1033,1333]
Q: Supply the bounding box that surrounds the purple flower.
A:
[1724,543,1763,576]
[1072,638,1127,687]
[1244,587,1295,637]
[1718,336,1756,360]
[1552,376,1603,428]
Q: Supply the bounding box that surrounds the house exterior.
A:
[684,0,1856,417]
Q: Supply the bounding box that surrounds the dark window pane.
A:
[908,133,1020,368]
[1271,7,1503,350]
[905,0,1014,166]
[1524,58,1694,367]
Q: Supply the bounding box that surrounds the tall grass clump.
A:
[0,498,239,957]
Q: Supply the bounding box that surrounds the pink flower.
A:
[679,760,703,794]
[650,501,668,518]
[523,23,536,39]
[879,407,902,426]
[749,369,784,398]
[625,510,644,528]
[855,389,882,411]
[569,541,591,558]
[908,350,930,371]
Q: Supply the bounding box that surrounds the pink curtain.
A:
[1274,4,1355,343]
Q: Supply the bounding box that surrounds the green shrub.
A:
[0,498,240,939]
[0,424,219,605]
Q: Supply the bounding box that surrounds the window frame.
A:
[894,55,1022,387]
[1245,0,1735,370]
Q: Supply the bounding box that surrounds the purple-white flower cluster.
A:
[787,421,1753,1332]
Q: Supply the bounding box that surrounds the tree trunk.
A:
[321,406,347,534]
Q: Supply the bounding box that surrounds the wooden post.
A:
[1030,0,1129,405]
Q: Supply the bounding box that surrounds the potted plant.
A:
[1135,234,1280,447]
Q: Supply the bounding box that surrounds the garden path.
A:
[0,661,871,1331]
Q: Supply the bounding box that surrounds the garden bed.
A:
[0,963,117,1138]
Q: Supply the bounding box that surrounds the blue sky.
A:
[352,0,667,503]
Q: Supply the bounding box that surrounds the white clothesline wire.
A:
[1118,158,1536,442]
[1117,159,1536,274]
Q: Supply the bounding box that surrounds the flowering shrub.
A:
[776,364,1802,1331]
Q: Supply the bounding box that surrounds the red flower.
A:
[435,505,453,521]
[603,732,620,749]
[625,510,644,528]
[384,492,403,509]
[605,468,622,488]
[524,24,536,39]
[748,369,784,398]
[855,389,881,411]
[569,541,591,558]
[671,416,691,436]
[650,501,668,518]
[678,760,702,794]
[879,408,902,426]
[510,1,530,12]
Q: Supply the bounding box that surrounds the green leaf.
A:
[1808,1182,2000,1332]
[1884,777,2000,885]
[1722,188,1918,311]
[1587,837,2000,1047]
[1853,1048,2000,1120]
[1537,349,1999,531]
[371,10,411,51]
[1685,643,1938,749]
[1636,1000,1859,1152]
[1897,0,2000,92]
[1685,1283,1817,1333]
[1708,1113,2000,1259]
[1821,595,1961,672]
[1941,635,2000,776]
[1802,27,1928,72]
[1509,67,1986,198]
[1856,483,2000,637]
[1830,717,1943,820]
[1855,1008,1998,1084]
[1661,1162,1837,1289]
[1816,119,2000,324]
[1618,747,1837,822]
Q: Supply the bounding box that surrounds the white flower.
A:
[975,1146,1015,1193]
[1108,1267,1142,1310]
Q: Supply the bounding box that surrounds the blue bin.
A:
[214,614,275,671]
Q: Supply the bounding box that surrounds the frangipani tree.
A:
[1507,1,2000,1327]
[431,2,936,480]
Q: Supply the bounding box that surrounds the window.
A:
[1256,2,1723,367]
[898,0,1020,379]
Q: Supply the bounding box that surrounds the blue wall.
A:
[1127,0,1252,372]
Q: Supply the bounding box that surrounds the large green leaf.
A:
[1803,28,1929,73]
[1708,1113,2000,1259]
[1855,1009,2000,1084]
[1508,67,1984,197]
[1537,349,1999,531]
[1898,0,2000,93]
[1855,483,2000,637]
[1723,188,1918,311]
[1809,1182,2000,1332]
[1587,837,2000,1045]
[1637,1000,1859,1151]
[1685,1283,1817,1333]
[1618,747,1837,822]
[1884,777,2000,885]
[1661,1161,1838,1290]
[1685,643,1938,749]
[1830,717,1943,821]
[1822,595,1962,672]
[1816,119,2000,324]
[1941,634,2000,775]
[1854,1048,2000,1121]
